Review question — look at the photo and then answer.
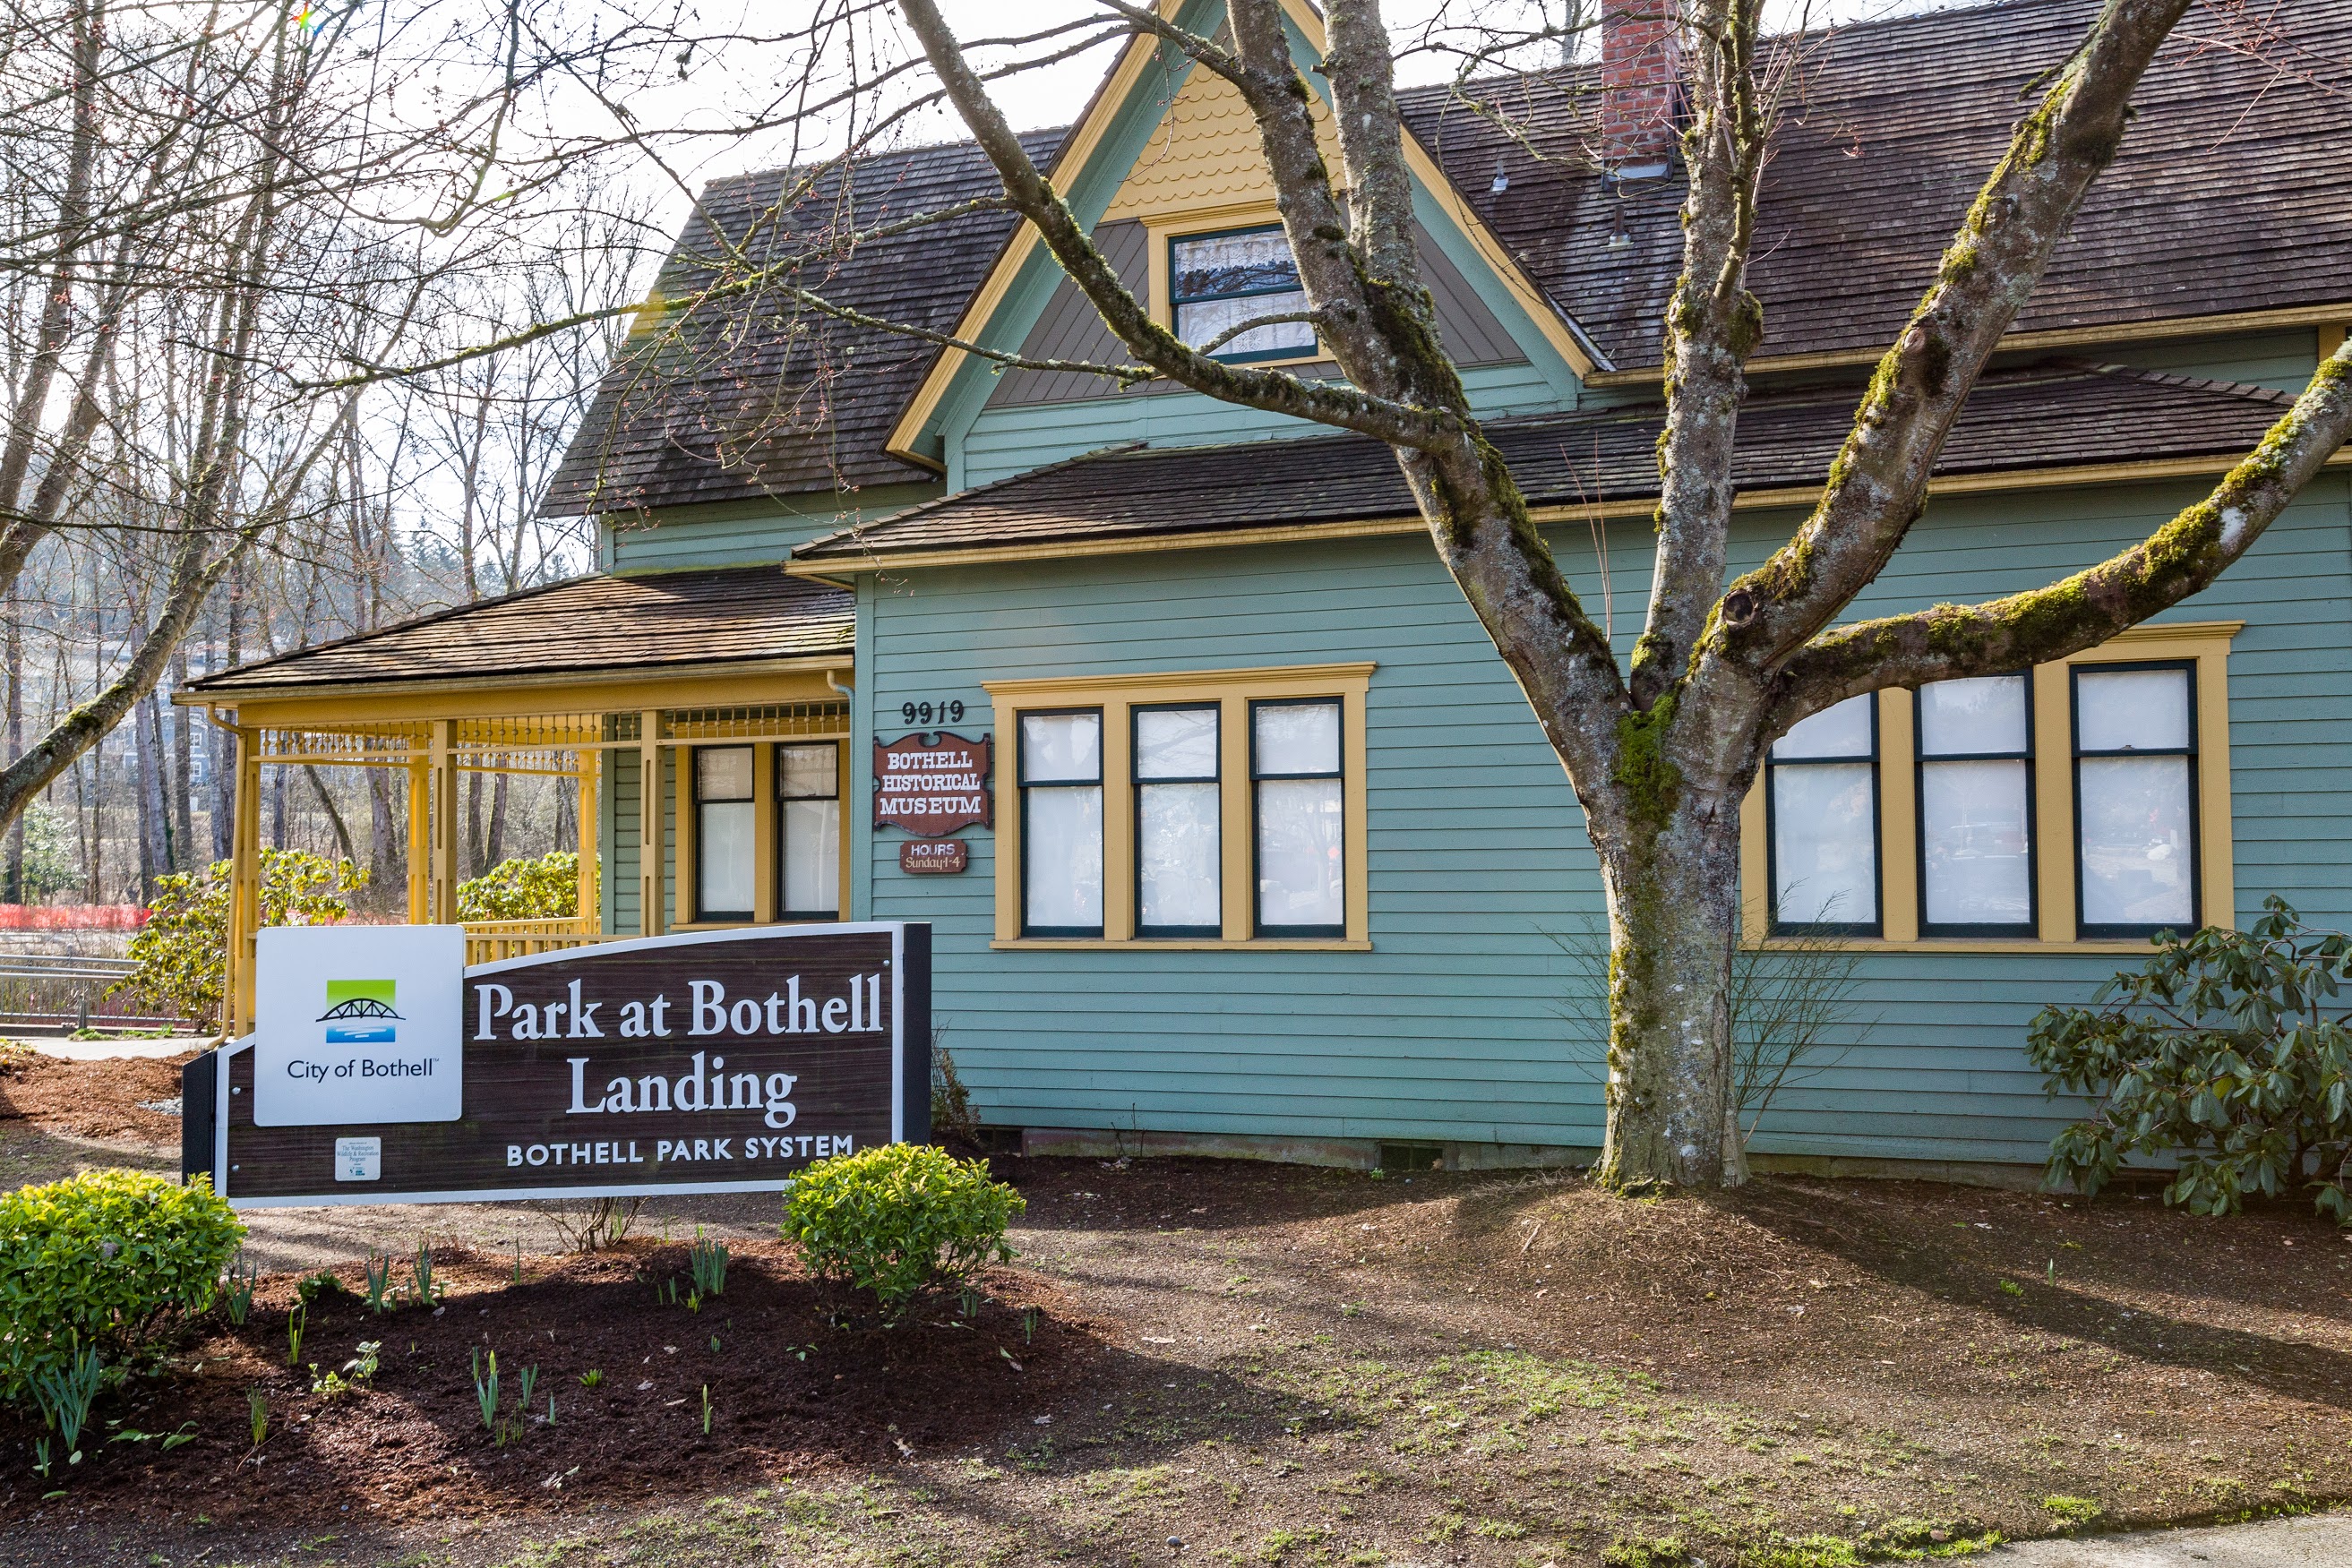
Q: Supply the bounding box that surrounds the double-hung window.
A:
[1743,623,2235,947]
[1020,710,1105,937]
[693,747,756,921]
[1134,705,1221,937]
[2073,663,2196,937]
[1916,674,2034,937]
[989,665,1370,947]
[1766,693,1880,935]
[1252,699,1345,937]
[1169,226,1315,363]
[777,741,841,921]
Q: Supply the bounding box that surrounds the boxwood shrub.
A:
[0,1170,245,1402]
[781,1144,1024,1319]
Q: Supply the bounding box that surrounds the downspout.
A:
[824,668,854,700]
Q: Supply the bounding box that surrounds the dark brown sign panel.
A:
[898,838,968,875]
[873,732,991,836]
[185,924,930,1208]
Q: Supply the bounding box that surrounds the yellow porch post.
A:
[227,726,262,1036]
[639,708,662,936]
[406,754,430,924]
[575,752,598,934]
[431,719,460,923]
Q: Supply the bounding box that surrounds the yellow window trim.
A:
[984,662,1374,947]
[1146,202,1327,372]
[1740,620,2240,952]
[673,738,854,932]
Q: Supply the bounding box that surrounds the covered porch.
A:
[176,565,856,1034]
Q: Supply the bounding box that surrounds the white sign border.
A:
[217,921,910,1209]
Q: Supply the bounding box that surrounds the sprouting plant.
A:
[285,1300,306,1366]
[309,1364,349,1401]
[30,1342,104,1466]
[659,1276,679,1307]
[700,1384,712,1435]
[708,1334,720,1354]
[472,1348,500,1432]
[295,1270,348,1306]
[546,1392,556,1425]
[247,1387,269,1448]
[517,1364,539,1409]
[686,1289,701,1313]
[346,1341,382,1386]
[578,1368,604,1389]
[689,1229,729,1298]
[511,1239,524,1285]
[223,1254,259,1325]
[32,1436,52,1480]
[364,1252,395,1315]
[1021,1307,1038,1345]
[959,1286,982,1319]
[412,1241,440,1305]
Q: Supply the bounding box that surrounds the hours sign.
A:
[872,731,992,836]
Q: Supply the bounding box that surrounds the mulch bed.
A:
[0,1048,194,1144]
[0,1240,1101,1528]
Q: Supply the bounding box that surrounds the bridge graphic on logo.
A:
[320,980,399,1043]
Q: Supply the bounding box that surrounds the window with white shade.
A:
[1768,693,1879,934]
[1020,709,1104,937]
[693,747,756,921]
[1252,698,1345,937]
[776,741,840,920]
[1170,226,1316,363]
[1134,705,1221,937]
[1917,673,2035,936]
[2073,663,2197,936]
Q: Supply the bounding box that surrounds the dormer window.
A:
[1170,226,1316,363]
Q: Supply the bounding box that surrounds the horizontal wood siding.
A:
[859,468,2352,1164]
[605,484,942,571]
[957,361,1563,491]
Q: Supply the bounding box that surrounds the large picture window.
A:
[693,747,756,921]
[1169,226,1315,363]
[2073,662,2197,938]
[777,741,841,920]
[1252,698,1345,937]
[1766,693,1880,935]
[1916,673,2034,937]
[1134,705,1221,937]
[1020,709,1104,937]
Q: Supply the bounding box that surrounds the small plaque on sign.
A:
[900,839,968,875]
[335,1136,382,1182]
[874,732,992,835]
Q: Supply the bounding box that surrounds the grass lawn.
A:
[1,1050,2347,1567]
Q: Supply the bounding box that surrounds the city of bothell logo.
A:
[318,980,400,1044]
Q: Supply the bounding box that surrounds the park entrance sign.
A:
[183,922,930,1208]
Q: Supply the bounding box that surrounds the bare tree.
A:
[870,0,2351,1190]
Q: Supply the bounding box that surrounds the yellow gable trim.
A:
[883,0,1596,466]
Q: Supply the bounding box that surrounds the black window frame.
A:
[1167,224,1316,365]
[1017,706,1106,939]
[1248,696,1346,939]
[691,743,756,924]
[1913,673,2039,939]
[1131,702,1223,939]
[774,740,842,922]
[2070,658,2200,940]
[1764,694,1884,938]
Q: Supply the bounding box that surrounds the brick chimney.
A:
[1599,0,1682,169]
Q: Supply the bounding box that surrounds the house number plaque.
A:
[872,731,992,836]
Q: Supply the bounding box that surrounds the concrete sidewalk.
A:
[1987,1512,2352,1565]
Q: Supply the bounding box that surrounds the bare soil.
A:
[0,1060,2346,1567]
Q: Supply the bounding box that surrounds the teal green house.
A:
[189,0,2352,1178]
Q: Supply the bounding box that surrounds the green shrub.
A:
[116,849,367,1029]
[781,1144,1024,1319]
[458,851,589,921]
[0,1170,245,1403]
[2028,896,2352,1221]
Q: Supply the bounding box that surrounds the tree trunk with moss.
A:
[891,0,2352,1189]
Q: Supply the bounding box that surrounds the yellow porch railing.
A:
[462,917,620,966]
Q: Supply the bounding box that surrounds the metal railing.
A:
[0,954,188,1031]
